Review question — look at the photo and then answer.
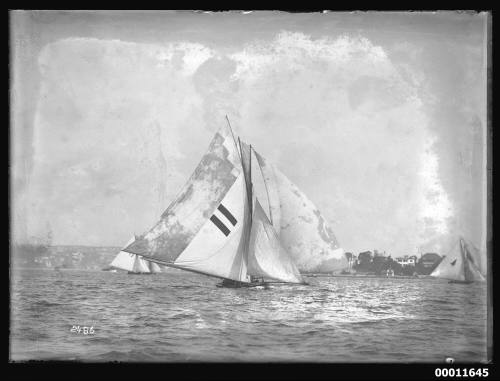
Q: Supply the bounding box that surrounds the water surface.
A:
[10,268,488,362]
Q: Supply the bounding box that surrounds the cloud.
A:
[222,31,446,255]
[17,29,481,257]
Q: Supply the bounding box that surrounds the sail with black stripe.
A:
[122,125,251,283]
[171,172,251,282]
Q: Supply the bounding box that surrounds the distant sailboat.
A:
[128,255,153,275]
[121,118,345,287]
[430,237,486,284]
[148,261,162,274]
[109,237,161,275]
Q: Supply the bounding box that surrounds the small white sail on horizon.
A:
[110,236,137,272]
[110,236,161,274]
[132,255,151,273]
[149,261,162,273]
[430,237,485,283]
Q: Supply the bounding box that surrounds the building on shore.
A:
[352,250,441,276]
[395,255,417,267]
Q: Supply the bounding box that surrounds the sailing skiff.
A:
[117,117,346,287]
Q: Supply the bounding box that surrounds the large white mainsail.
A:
[123,126,252,283]
[247,199,305,284]
[244,144,346,273]
[172,173,251,282]
[431,237,485,282]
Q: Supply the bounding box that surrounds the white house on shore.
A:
[394,255,418,267]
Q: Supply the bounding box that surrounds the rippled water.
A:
[10,268,488,362]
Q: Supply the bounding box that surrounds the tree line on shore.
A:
[344,251,442,276]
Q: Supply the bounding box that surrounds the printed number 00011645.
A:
[435,368,488,378]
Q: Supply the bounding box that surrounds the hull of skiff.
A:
[127,272,154,275]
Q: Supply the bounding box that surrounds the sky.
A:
[10,11,489,257]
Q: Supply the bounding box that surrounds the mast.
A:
[249,144,253,214]
[460,239,467,281]
[248,144,254,282]
[226,116,251,206]
[236,138,254,282]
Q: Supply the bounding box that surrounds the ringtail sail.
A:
[242,142,346,273]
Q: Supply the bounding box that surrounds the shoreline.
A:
[304,273,432,279]
[15,267,433,279]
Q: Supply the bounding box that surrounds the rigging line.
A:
[225,115,241,160]
[249,144,253,213]
[238,138,252,203]
[460,238,467,279]
[254,150,275,225]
